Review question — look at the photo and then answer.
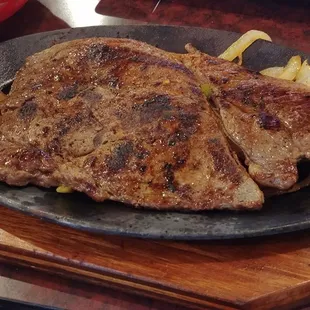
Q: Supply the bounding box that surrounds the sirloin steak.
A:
[179,46,310,190]
[0,38,263,210]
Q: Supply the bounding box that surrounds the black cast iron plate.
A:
[0,25,309,240]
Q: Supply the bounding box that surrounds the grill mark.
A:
[86,43,193,76]
[57,84,78,100]
[168,112,199,144]
[133,94,172,122]
[163,163,176,192]
[179,112,198,130]
[19,99,37,120]
[258,111,281,130]
[165,111,198,146]
[87,43,119,63]
[106,141,134,172]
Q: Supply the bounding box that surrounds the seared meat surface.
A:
[179,48,310,190]
[0,38,263,210]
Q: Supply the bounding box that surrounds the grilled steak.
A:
[179,47,310,190]
[0,38,263,210]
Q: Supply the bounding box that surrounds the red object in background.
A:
[0,0,28,22]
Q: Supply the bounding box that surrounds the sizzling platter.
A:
[0,25,310,239]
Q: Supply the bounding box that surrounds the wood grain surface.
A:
[1,206,310,309]
[0,262,190,310]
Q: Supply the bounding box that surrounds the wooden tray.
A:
[1,206,310,309]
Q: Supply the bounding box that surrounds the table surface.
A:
[0,0,310,309]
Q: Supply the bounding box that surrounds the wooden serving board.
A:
[1,206,310,309]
